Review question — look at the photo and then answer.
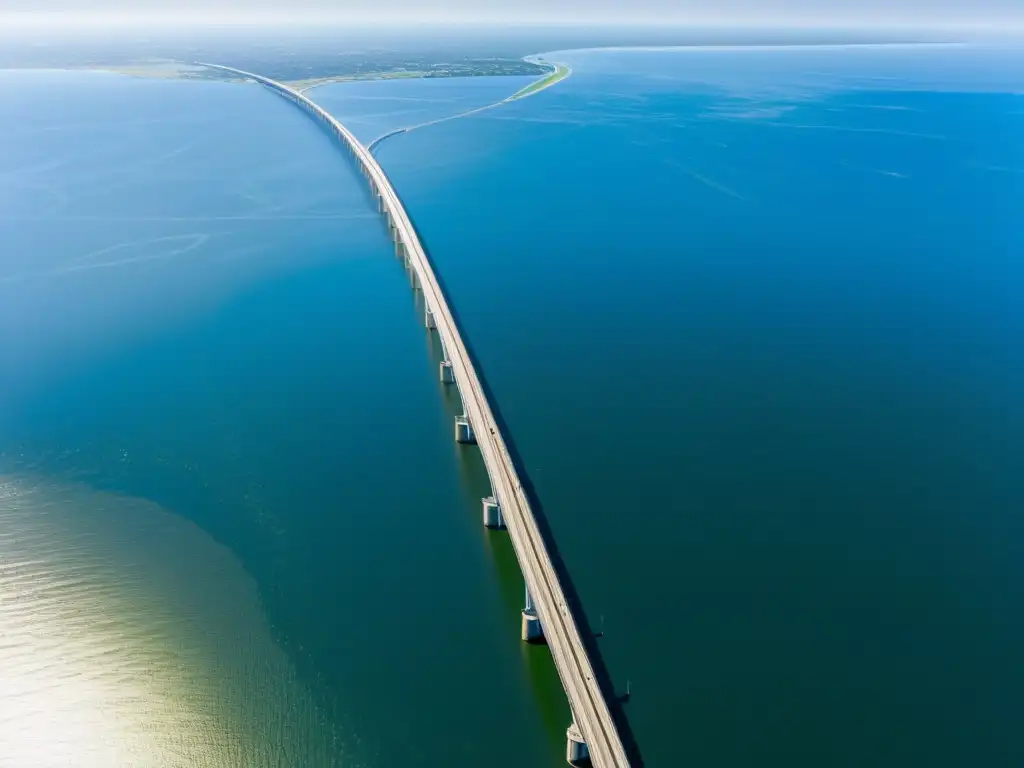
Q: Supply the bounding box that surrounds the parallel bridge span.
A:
[198,63,633,767]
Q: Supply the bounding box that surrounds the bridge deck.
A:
[199,63,631,768]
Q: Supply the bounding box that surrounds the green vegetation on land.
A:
[78,57,550,87]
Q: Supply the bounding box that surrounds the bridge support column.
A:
[565,720,589,766]
[439,361,454,384]
[521,586,544,643]
[425,309,436,330]
[482,496,505,530]
[455,415,475,444]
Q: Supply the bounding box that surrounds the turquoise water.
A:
[1,69,562,767]
[3,43,1024,767]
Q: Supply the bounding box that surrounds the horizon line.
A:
[2,13,1023,32]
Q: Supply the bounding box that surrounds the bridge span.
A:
[198,63,633,767]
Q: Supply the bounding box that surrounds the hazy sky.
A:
[2,0,1022,27]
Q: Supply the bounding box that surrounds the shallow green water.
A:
[0,69,565,767]
[3,43,1023,767]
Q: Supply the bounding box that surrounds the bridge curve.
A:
[198,63,632,768]
[367,127,406,153]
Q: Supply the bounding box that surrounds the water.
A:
[351,44,1024,765]
[305,74,538,145]
[2,43,1023,767]
[0,477,337,765]
[1,69,562,766]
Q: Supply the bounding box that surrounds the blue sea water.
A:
[308,74,537,145]
[360,43,1024,766]
[2,42,1023,767]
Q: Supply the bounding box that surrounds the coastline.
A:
[364,56,573,151]
[65,55,572,97]
[508,59,572,100]
[74,57,549,89]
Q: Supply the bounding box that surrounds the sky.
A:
[1,0,1022,28]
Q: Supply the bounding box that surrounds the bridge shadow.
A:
[238,77,642,766]
[398,202,646,768]
[307,106,644,764]
[419,283,572,761]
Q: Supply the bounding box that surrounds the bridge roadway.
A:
[199,63,632,767]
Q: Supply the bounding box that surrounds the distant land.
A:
[275,57,548,89]
[0,23,954,77]
[83,56,549,87]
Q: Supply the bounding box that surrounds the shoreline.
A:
[365,57,573,152]
[52,54,573,94]
[507,59,572,100]
[66,58,549,88]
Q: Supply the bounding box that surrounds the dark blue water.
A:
[2,43,1023,767]
[366,43,1024,766]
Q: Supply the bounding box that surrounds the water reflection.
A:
[0,476,344,767]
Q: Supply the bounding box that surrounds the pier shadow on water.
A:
[417,265,571,762]
[244,94,644,763]
[403,211,647,768]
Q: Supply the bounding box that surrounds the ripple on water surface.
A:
[0,476,345,767]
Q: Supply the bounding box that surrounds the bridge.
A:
[198,63,633,768]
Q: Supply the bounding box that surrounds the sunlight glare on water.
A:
[0,476,339,767]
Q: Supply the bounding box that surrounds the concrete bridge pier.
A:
[439,361,455,384]
[194,62,634,767]
[482,496,505,529]
[521,585,544,643]
[425,309,436,330]
[566,719,590,766]
[455,415,475,444]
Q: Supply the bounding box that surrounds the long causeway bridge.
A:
[198,63,633,767]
